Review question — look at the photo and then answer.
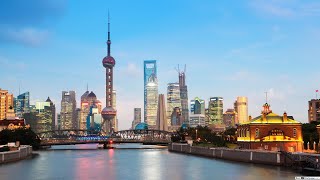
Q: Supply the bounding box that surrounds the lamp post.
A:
[196,129,198,141]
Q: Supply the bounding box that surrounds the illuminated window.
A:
[293,128,297,137]
[246,129,250,137]
[255,128,259,138]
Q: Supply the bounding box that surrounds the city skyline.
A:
[1,1,320,130]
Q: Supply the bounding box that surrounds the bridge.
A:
[38,129,174,147]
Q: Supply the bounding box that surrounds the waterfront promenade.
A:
[0,145,32,164]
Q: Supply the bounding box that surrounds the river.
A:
[0,144,299,180]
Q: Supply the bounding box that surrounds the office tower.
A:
[131,108,141,129]
[60,91,76,129]
[87,106,102,132]
[144,60,157,123]
[190,97,205,115]
[57,113,61,130]
[189,114,206,127]
[177,65,189,124]
[208,97,224,124]
[0,88,14,120]
[157,94,167,131]
[145,73,158,129]
[101,14,117,135]
[34,98,55,132]
[170,107,182,126]
[167,83,181,126]
[234,96,248,124]
[80,91,102,130]
[112,90,118,132]
[308,99,320,123]
[15,92,30,118]
[223,109,236,128]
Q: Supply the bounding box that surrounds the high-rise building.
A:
[45,97,56,130]
[87,106,102,132]
[223,109,236,128]
[101,14,117,135]
[112,90,118,132]
[57,113,61,130]
[208,97,224,125]
[170,107,182,126]
[157,94,167,131]
[131,108,141,129]
[145,73,158,129]
[234,96,248,124]
[177,65,189,124]
[167,83,181,126]
[190,97,205,115]
[80,91,102,130]
[0,88,14,120]
[189,114,206,127]
[308,99,320,123]
[60,91,76,130]
[15,92,30,118]
[144,60,157,123]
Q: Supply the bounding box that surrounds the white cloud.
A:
[0,26,50,46]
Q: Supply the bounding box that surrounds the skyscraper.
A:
[190,97,205,115]
[60,91,76,130]
[15,92,30,118]
[131,108,141,129]
[101,14,117,135]
[235,96,248,124]
[157,94,167,131]
[167,83,181,126]
[308,99,320,123]
[0,88,14,120]
[145,73,158,129]
[170,107,182,126]
[80,91,102,130]
[34,97,55,132]
[177,65,189,124]
[223,109,236,128]
[144,60,157,123]
[112,90,118,132]
[208,97,224,125]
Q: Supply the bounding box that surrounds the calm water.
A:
[0,144,299,180]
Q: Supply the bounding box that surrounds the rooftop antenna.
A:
[265,91,268,104]
[86,83,88,92]
[316,89,319,99]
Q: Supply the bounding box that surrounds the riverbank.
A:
[0,145,32,164]
[169,143,283,165]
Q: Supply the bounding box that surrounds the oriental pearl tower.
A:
[101,13,116,135]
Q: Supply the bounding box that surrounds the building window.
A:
[255,128,259,138]
[246,129,250,137]
[293,128,297,137]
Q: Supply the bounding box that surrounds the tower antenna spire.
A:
[86,83,88,91]
[107,10,111,56]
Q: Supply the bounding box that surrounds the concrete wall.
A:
[169,143,282,165]
[0,146,32,164]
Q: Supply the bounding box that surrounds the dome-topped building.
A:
[237,103,303,152]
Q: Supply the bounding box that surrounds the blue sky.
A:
[1,0,320,129]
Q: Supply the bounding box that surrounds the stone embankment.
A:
[169,143,283,165]
[0,145,33,164]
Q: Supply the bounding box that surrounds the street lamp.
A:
[196,129,198,141]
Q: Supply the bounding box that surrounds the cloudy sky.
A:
[1,0,320,129]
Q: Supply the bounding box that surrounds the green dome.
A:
[135,123,148,130]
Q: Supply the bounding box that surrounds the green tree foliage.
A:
[0,127,41,150]
[302,122,319,150]
[173,126,226,147]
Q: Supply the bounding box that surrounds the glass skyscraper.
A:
[190,97,205,115]
[208,97,223,125]
[144,60,158,128]
[167,83,181,126]
[15,92,30,118]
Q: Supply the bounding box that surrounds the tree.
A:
[0,127,41,150]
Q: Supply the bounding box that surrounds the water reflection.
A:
[0,144,299,180]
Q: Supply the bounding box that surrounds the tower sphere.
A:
[102,55,115,68]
